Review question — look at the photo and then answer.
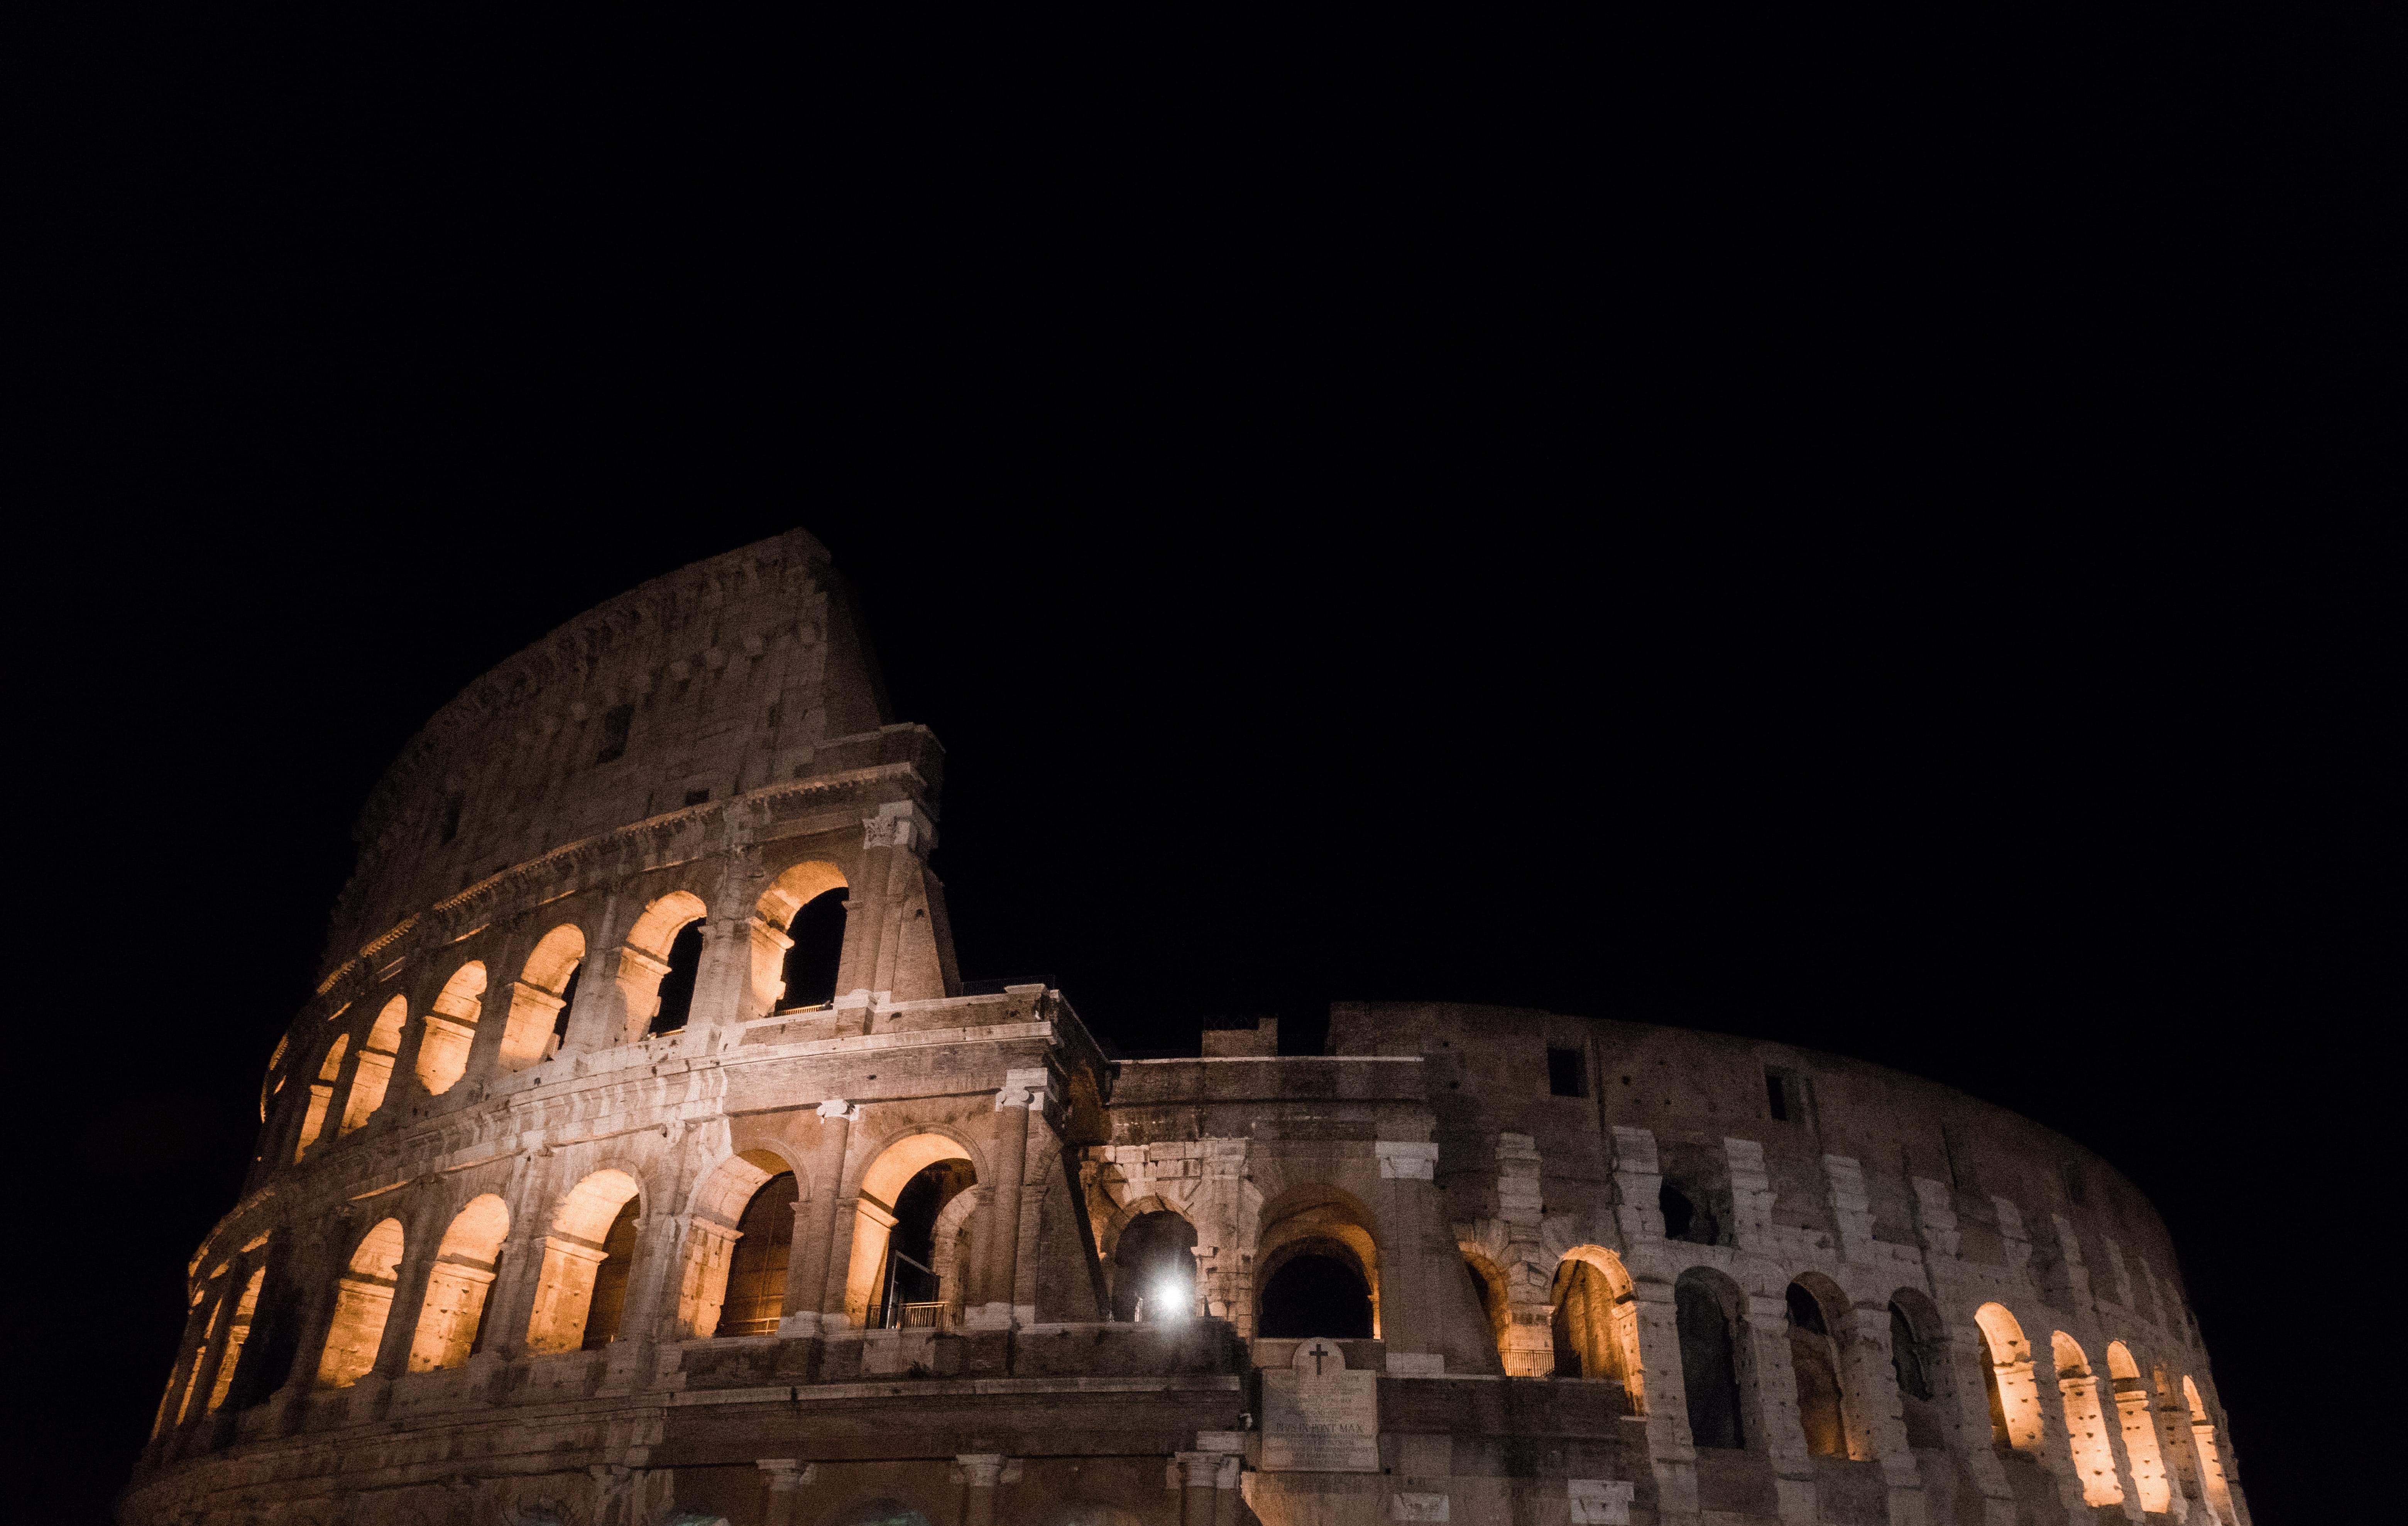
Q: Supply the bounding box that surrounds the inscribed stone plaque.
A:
[1260,1338,1380,1472]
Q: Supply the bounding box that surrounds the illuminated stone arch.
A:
[499,923,586,1071]
[2105,1339,2172,1512]
[2182,1374,2238,1523]
[675,1146,808,1338]
[316,1217,404,1387]
[1550,1245,1644,1409]
[293,1034,349,1159]
[1973,1301,2045,1451]
[203,1267,265,1414]
[339,996,408,1135]
[416,960,487,1095]
[259,1033,291,1122]
[407,1193,511,1371]
[750,858,849,1017]
[1255,1183,1381,1339]
[1109,1204,1199,1322]
[842,1130,983,1328]
[2053,1331,2126,1507]
[525,1168,645,1354]
[615,890,710,1042]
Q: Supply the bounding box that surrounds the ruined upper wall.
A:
[325,529,891,975]
[1327,1000,2193,1328]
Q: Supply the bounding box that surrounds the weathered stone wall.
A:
[130,534,2249,1526]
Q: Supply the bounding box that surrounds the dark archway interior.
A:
[722,1171,799,1336]
[1258,1252,1372,1338]
[882,1159,973,1323]
[1112,1210,1199,1322]
[1676,1276,1744,1449]
[780,887,848,1009]
[650,921,705,1034]
[582,1195,642,1349]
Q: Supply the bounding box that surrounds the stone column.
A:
[1841,1302,1929,1526]
[352,1226,438,1421]
[1743,1292,1820,1526]
[756,1460,813,1526]
[746,912,796,1018]
[1493,1133,1554,1377]
[1628,1279,1699,1524]
[795,1099,858,1333]
[968,1070,1044,1330]
[957,1453,1006,1526]
[1175,1452,1222,1525]
[682,912,754,1047]
[558,891,626,1054]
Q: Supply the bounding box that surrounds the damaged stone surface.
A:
[130,533,2249,1526]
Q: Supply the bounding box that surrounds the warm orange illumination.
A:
[2053,1331,2125,1507]
[407,1195,510,1371]
[499,924,585,1070]
[1973,1302,2045,1450]
[2104,1341,2171,1512]
[2185,1376,2237,1523]
[294,1035,349,1160]
[339,997,407,1136]
[316,1218,404,1387]
[677,1148,792,1338]
[205,1268,264,1413]
[751,860,847,1016]
[844,1134,976,1328]
[1552,1245,1644,1410]
[524,1170,641,1354]
[416,962,487,1095]
[615,891,708,1042]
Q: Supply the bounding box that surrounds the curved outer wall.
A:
[130,534,2249,1526]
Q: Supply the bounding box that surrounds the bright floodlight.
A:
[1153,1276,1190,1320]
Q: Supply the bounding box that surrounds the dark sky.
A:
[29,7,2397,1519]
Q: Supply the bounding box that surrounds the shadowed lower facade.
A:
[128,531,2249,1526]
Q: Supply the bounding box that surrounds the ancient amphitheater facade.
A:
[129,531,2250,1526]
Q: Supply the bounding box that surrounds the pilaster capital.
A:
[816,1098,862,1123]
[1378,1141,1440,1180]
[995,1067,1050,1112]
[756,1459,815,1490]
[954,1453,1011,1487]
[863,801,938,853]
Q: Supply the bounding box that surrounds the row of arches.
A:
[277,864,854,1160]
[1659,1267,2239,1521]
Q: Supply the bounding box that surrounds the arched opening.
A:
[1111,1210,1199,1322]
[223,1258,303,1412]
[877,1158,976,1327]
[1258,1252,1373,1338]
[1660,1179,1718,1244]
[408,1195,511,1371]
[294,1035,349,1159]
[416,961,487,1095]
[779,888,849,1009]
[2106,1341,2171,1512]
[1974,1302,2044,1451]
[616,891,709,1042]
[204,1268,265,1414]
[500,924,585,1070]
[2183,1376,2237,1523]
[1549,1248,1642,1408]
[1787,1281,1846,1458]
[1256,1188,1380,1340]
[316,1218,404,1387]
[843,1134,978,1329]
[525,1170,642,1354]
[1676,1268,1746,1450]
[719,1171,799,1337]
[749,860,849,1016]
[1888,1292,1946,1450]
[339,997,407,1134]
[2053,1332,2125,1507]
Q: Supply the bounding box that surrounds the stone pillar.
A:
[1743,1292,1819,1526]
[558,892,626,1054]
[796,1100,858,1332]
[1175,1452,1222,1525]
[968,1070,1043,1330]
[683,912,754,1045]
[746,912,796,1018]
[958,1453,1006,1526]
[1841,1302,1929,1526]
[1493,1133,1554,1377]
[1630,1278,1699,1524]
[756,1460,813,1526]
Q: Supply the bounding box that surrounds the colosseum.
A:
[125,530,2251,1526]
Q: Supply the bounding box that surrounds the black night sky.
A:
[27,8,2397,1521]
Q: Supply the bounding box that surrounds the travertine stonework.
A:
[129,531,2250,1526]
